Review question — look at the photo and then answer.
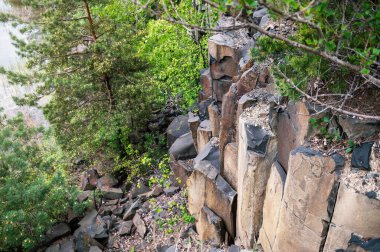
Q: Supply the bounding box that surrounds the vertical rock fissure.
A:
[319,181,340,252]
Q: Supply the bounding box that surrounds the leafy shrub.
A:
[0,114,81,251]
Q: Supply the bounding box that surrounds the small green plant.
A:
[346,139,356,153]
[309,116,341,143]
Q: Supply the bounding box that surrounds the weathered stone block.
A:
[222,142,238,191]
[188,112,200,151]
[200,68,212,99]
[210,56,239,79]
[258,162,286,252]
[208,103,220,137]
[169,159,193,187]
[197,120,213,153]
[338,115,380,139]
[101,187,123,200]
[212,77,233,102]
[169,132,197,160]
[323,185,380,252]
[166,115,190,148]
[236,66,258,97]
[272,147,337,252]
[197,206,225,244]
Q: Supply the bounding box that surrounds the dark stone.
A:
[123,199,142,220]
[129,183,150,199]
[46,222,71,242]
[169,132,197,160]
[245,124,270,156]
[213,77,233,102]
[163,186,180,197]
[194,142,220,180]
[118,220,133,236]
[74,231,104,252]
[338,116,380,139]
[290,146,322,157]
[166,115,190,148]
[46,243,60,252]
[59,239,75,252]
[97,174,118,188]
[228,245,240,252]
[197,98,213,120]
[332,153,345,169]
[365,191,377,199]
[100,187,123,200]
[351,142,374,170]
[156,245,171,252]
[348,234,380,251]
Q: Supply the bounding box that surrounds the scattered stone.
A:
[46,222,71,242]
[133,213,147,238]
[338,116,380,139]
[365,191,377,199]
[77,190,92,203]
[118,220,133,236]
[129,183,150,199]
[80,169,99,191]
[97,174,118,188]
[75,231,104,252]
[104,199,119,206]
[351,142,374,170]
[100,187,123,200]
[123,200,141,220]
[46,243,60,252]
[163,186,180,197]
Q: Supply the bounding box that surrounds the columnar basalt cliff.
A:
[168,13,380,252]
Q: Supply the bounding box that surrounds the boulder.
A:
[212,77,233,102]
[258,162,286,252]
[169,132,197,160]
[97,174,118,188]
[197,206,225,244]
[46,222,71,242]
[188,112,200,150]
[123,199,142,220]
[272,147,337,252]
[59,238,75,252]
[80,169,99,191]
[77,190,92,203]
[133,213,147,237]
[208,103,220,137]
[100,187,123,200]
[169,159,193,187]
[338,115,380,139]
[351,142,374,170]
[222,142,238,191]
[236,110,277,248]
[200,68,212,99]
[75,231,104,252]
[197,120,213,153]
[118,220,133,236]
[322,185,380,252]
[166,115,190,148]
[129,183,150,199]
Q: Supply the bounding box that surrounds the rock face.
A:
[323,185,380,252]
[222,142,238,190]
[258,162,286,252]
[272,147,337,252]
[236,106,277,248]
[197,206,225,244]
[197,120,213,153]
[208,103,220,137]
[338,115,380,139]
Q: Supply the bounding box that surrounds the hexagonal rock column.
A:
[276,101,328,171]
[212,77,233,102]
[188,112,200,151]
[222,142,238,191]
[272,147,338,252]
[236,103,277,248]
[322,185,380,252]
[169,132,197,160]
[236,66,259,97]
[258,161,286,252]
[197,206,226,244]
[197,120,213,153]
[188,141,237,243]
[208,103,220,137]
[200,68,212,100]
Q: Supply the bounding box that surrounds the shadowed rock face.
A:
[197,206,225,244]
[222,143,238,191]
[169,132,197,160]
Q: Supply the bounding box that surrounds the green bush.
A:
[0,114,81,251]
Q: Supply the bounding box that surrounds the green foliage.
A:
[309,115,341,143]
[0,114,81,251]
[346,139,356,153]
[139,19,208,109]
